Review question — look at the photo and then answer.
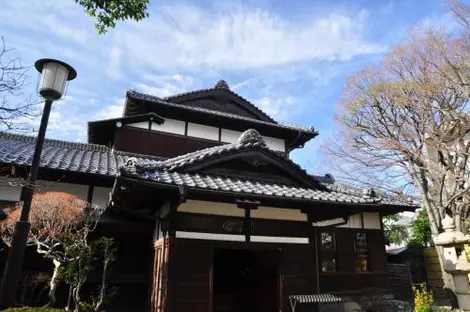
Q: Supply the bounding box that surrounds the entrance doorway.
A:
[213,249,279,312]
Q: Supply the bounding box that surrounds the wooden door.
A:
[250,250,280,312]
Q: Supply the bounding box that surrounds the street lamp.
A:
[0,59,76,308]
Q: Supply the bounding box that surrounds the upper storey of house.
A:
[87,80,318,158]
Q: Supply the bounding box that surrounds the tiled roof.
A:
[144,129,323,189]
[0,132,416,208]
[121,130,415,207]
[0,132,160,176]
[127,90,316,134]
[125,169,384,204]
[314,174,418,207]
[163,80,277,123]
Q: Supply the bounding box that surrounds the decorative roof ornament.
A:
[237,129,267,147]
[214,79,230,90]
[362,187,376,198]
[124,157,138,174]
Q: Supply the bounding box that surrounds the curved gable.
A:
[159,129,325,190]
[165,80,276,123]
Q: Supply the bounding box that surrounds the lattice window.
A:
[354,232,369,272]
[319,232,337,272]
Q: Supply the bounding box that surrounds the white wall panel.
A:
[312,217,347,227]
[250,236,309,244]
[338,213,363,229]
[177,200,245,217]
[221,129,242,143]
[127,121,149,129]
[251,207,307,221]
[0,178,22,201]
[92,187,111,208]
[176,231,245,242]
[152,118,185,135]
[187,122,219,141]
[0,177,90,204]
[363,212,381,229]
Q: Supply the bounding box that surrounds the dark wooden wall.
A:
[165,238,316,312]
[319,228,388,294]
[114,127,222,158]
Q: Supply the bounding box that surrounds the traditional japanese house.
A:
[0,80,416,311]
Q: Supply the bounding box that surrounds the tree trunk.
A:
[66,285,72,311]
[44,259,61,307]
[94,260,109,312]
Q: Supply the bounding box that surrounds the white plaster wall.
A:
[363,212,381,229]
[92,187,111,208]
[0,177,22,201]
[0,178,88,202]
[151,118,185,135]
[127,121,149,129]
[312,217,347,227]
[176,231,245,242]
[221,129,242,144]
[0,177,108,207]
[177,200,245,217]
[177,201,309,222]
[263,136,285,152]
[35,181,88,201]
[337,213,363,229]
[187,122,219,141]
[251,206,307,222]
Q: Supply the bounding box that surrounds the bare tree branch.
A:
[0,36,40,131]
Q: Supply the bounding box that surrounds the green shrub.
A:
[4,308,64,312]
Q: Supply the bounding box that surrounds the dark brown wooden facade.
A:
[114,126,222,158]
[146,209,392,312]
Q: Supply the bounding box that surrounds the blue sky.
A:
[0,0,461,175]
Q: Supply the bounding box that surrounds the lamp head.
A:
[35,58,77,101]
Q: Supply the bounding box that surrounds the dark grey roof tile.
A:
[0,132,161,176]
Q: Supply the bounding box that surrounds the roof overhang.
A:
[124,93,318,150]
[88,112,165,145]
[112,176,416,222]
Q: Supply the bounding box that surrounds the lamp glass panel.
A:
[39,62,69,98]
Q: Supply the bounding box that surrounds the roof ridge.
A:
[127,90,316,134]
[162,82,277,123]
[0,132,110,152]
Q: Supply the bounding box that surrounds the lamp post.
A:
[0,59,76,308]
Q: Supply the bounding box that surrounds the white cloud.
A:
[0,0,393,144]
[0,1,88,46]
[109,3,385,72]
[254,96,296,120]
[94,98,126,120]
[135,74,197,97]
[107,43,122,80]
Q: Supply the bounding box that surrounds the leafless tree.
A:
[324,25,470,297]
[448,0,470,30]
[0,36,39,130]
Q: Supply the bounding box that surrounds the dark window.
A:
[319,232,336,272]
[354,232,369,272]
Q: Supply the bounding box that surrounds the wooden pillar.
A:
[236,199,259,243]
[308,215,320,294]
